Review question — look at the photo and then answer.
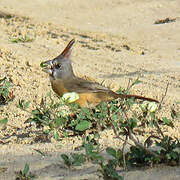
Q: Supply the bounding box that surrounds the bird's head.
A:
[41,39,75,80]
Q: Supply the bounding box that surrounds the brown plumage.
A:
[42,39,158,107]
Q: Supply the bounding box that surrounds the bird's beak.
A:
[40,60,53,75]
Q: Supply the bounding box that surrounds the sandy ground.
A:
[0,0,180,179]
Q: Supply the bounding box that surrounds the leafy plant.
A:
[98,161,123,180]
[0,118,8,126]
[61,134,102,168]
[61,153,86,168]
[106,147,124,167]
[0,77,14,105]
[61,136,123,179]
[15,163,37,180]
[18,93,113,140]
[0,118,8,130]
[18,77,180,171]
[155,136,180,165]
[9,35,34,43]
[18,95,69,140]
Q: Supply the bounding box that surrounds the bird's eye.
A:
[55,64,62,69]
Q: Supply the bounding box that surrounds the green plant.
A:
[0,77,14,105]
[97,147,124,179]
[18,94,69,140]
[68,105,93,132]
[82,142,103,162]
[0,118,8,129]
[15,163,37,180]
[0,118,8,125]
[9,35,34,43]
[61,135,123,179]
[18,93,112,140]
[61,153,86,168]
[98,161,123,180]
[19,77,180,171]
[109,96,180,167]
[106,147,124,167]
[155,136,180,165]
[61,134,102,168]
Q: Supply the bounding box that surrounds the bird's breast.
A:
[50,79,69,96]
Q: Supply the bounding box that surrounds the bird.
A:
[42,39,158,107]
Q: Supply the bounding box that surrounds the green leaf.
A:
[129,118,137,129]
[134,80,143,85]
[23,163,29,176]
[149,120,154,128]
[72,153,86,166]
[24,101,30,109]
[84,143,94,154]
[116,149,123,159]
[162,117,171,126]
[93,153,104,161]
[18,100,23,109]
[0,77,6,84]
[63,131,68,138]
[61,154,72,167]
[111,114,118,121]
[34,149,46,157]
[55,117,65,127]
[61,154,69,161]
[106,147,117,158]
[75,120,91,131]
[40,61,47,68]
[32,109,40,115]
[18,100,30,110]
[53,130,59,140]
[0,118,8,125]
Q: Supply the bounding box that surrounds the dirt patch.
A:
[0,0,180,179]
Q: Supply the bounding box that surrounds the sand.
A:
[0,0,179,179]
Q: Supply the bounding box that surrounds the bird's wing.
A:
[64,77,111,93]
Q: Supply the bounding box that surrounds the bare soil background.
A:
[0,0,179,179]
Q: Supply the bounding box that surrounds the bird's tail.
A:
[116,93,159,103]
